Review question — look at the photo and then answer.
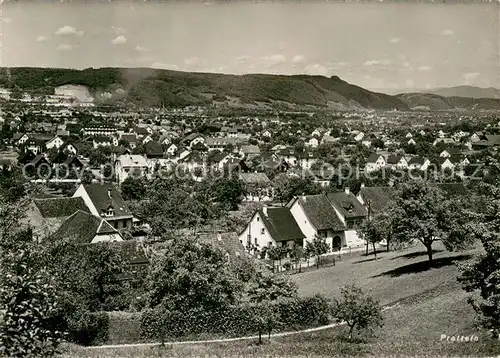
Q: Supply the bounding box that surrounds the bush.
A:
[68,311,109,346]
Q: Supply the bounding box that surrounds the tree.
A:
[273,174,322,206]
[0,197,64,357]
[248,300,280,344]
[146,236,242,310]
[305,235,330,269]
[331,285,384,341]
[391,179,475,263]
[121,176,147,200]
[458,183,500,338]
[357,219,382,259]
[247,271,298,303]
[0,249,64,357]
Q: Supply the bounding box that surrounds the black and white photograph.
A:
[0,0,499,357]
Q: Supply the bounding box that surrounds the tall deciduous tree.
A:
[459,183,500,338]
[391,180,474,263]
[332,285,384,341]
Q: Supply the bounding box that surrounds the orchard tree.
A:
[332,285,384,341]
[305,235,330,269]
[391,179,475,263]
[248,300,280,344]
[357,219,383,259]
[459,183,500,338]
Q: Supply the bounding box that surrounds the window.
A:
[256,216,260,222]
[261,228,265,235]
[254,237,258,245]
[347,221,354,229]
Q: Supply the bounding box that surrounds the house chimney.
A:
[107,188,112,198]
[263,206,268,216]
[345,187,350,195]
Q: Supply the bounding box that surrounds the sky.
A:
[1,1,498,91]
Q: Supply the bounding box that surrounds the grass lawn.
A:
[61,242,500,357]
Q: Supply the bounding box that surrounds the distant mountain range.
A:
[1,67,500,111]
[424,86,500,99]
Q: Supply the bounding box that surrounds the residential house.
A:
[365,153,387,173]
[238,207,305,257]
[92,136,117,148]
[24,197,91,240]
[239,172,272,202]
[52,210,123,244]
[164,143,178,157]
[386,154,408,169]
[298,152,318,169]
[120,134,139,149]
[240,145,261,159]
[432,157,455,171]
[408,156,430,170]
[278,148,298,167]
[305,137,319,148]
[181,133,205,148]
[407,138,416,145]
[286,189,367,252]
[262,130,272,138]
[73,183,135,230]
[356,184,396,218]
[115,154,149,184]
[45,135,65,150]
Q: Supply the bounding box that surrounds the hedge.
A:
[68,311,109,346]
[140,294,331,340]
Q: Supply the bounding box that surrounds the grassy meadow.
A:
[61,242,500,357]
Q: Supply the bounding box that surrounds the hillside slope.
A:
[397,92,500,111]
[0,67,408,110]
[426,85,500,99]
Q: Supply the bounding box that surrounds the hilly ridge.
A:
[0,67,499,111]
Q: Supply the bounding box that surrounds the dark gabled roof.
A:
[34,197,90,218]
[52,210,118,244]
[408,156,427,165]
[121,134,138,143]
[485,134,500,146]
[134,126,149,135]
[259,207,305,242]
[82,183,133,218]
[191,141,208,151]
[241,145,260,154]
[358,186,395,213]
[180,132,202,143]
[297,194,345,231]
[386,154,404,165]
[63,155,84,167]
[144,140,163,156]
[208,151,228,163]
[29,154,50,166]
[93,136,113,143]
[239,172,271,184]
[366,153,383,163]
[327,191,368,219]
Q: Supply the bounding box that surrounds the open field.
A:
[60,242,500,357]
